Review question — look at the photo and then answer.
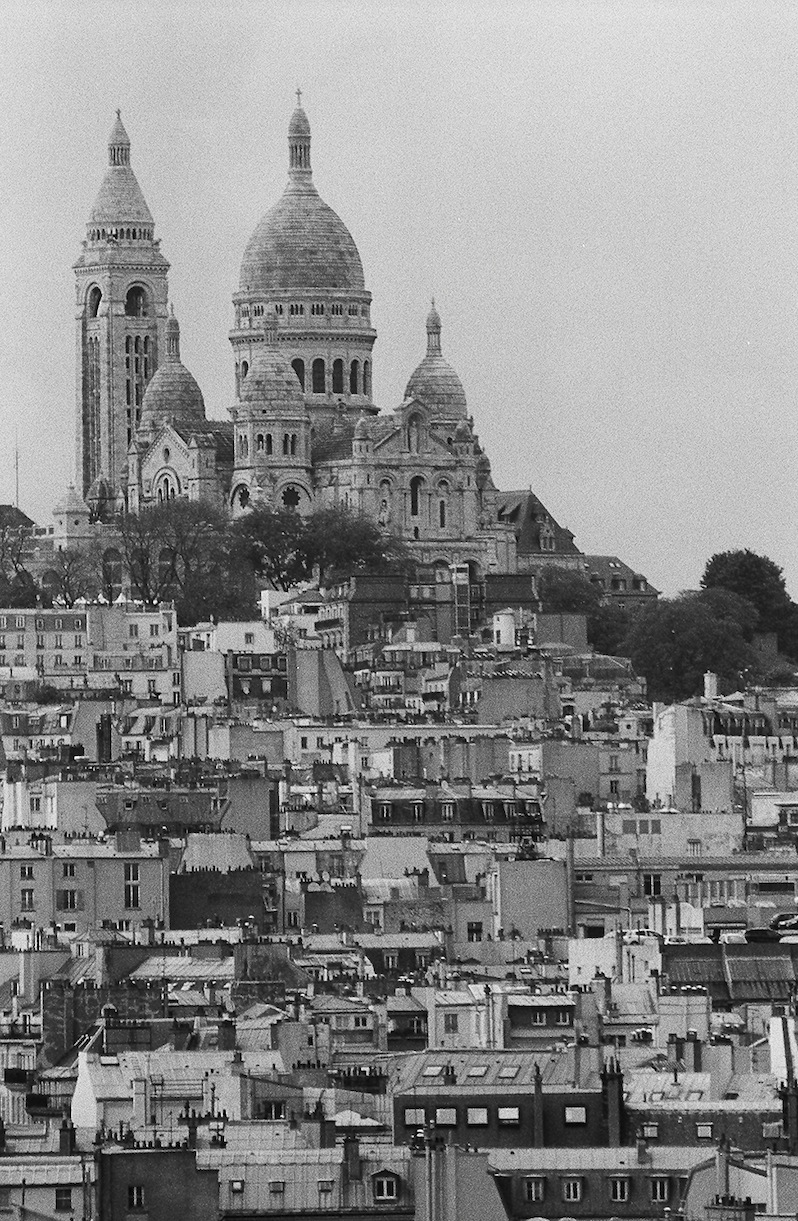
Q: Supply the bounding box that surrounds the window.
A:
[292,358,305,389]
[269,1181,285,1195]
[435,1107,457,1126]
[128,1185,145,1210]
[55,1187,72,1211]
[404,1107,425,1126]
[20,889,34,912]
[353,1015,368,1028]
[318,1180,333,1197]
[651,1177,670,1202]
[532,1009,547,1026]
[687,839,702,857]
[60,890,79,911]
[244,632,254,645]
[129,623,138,639]
[611,1178,630,1202]
[124,863,140,909]
[374,1176,398,1202]
[642,1123,659,1139]
[230,1180,244,1194]
[696,1122,713,1139]
[332,358,344,394]
[441,802,455,822]
[443,1013,458,1034]
[467,921,483,942]
[150,623,159,638]
[498,1065,519,1079]
[350,359,360,394]
[556,1009,573,1026]
[467,1107,489,1125]
[525,1178,545,1203]
[312,358,326,393]
[259,1100,285,1120]
[643,872,662,897]
[564,1105,587,1124]
[497,1107,520,1126]
[20,865,33,880]
[562,1179,582,1203]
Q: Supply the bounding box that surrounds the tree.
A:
[44,548,98,607]
[117,501,249,623]
[702,550,790,630]
[587,602,631,656]
[538,569,602,615]
[302,507,414,586]
[623,590,758,703]
[229,506,310,592]
[702,549,798,659]
[0,527,41,607]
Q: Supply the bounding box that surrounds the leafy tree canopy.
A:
[702,549,790,629]
[538,569,602,615]
[623,589,758,703]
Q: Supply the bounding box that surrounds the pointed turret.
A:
[108,110,131,166]
[288,89,312,178]
[87,111,154,233]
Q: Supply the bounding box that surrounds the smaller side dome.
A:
[403,302,468,419]
[140,304,205,428]
[354,414,372,440]
[239,309,308,416]
[454,420,471,442]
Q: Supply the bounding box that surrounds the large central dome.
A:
[239,104,365,293]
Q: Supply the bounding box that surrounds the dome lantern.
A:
[289,89,312,179]
[109,109,130,167]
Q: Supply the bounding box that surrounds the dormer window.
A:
[373,1174,399,1202]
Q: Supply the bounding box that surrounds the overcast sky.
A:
[1,0,797,597]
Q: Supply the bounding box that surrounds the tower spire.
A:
[108,110,131,167]
[426,299,442,355]
[165,304,180,361]
[288,94,311,179]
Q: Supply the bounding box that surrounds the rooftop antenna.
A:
[14,431,19,510]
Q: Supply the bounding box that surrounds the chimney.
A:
[601,1057,624,1147]
[59,1115,76,1156]
[217,1019,236,1052]
[344,1134,362,1182]
[132,1079,148,1128]
[704,672,718,700]
[715,1137,730,1196]
[533,1063,544,1148]
[684,1030,702,1073]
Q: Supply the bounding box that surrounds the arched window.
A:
[349,359,360,395]
[282,486,301,510]
[283,433,290,455]
[290,434,297,456]
[241,359,249,381]
[124,286,148,317]
[292,358,305,390]
[312,358,325,394]
[410,475,424,518]
[238,433,249,458]
[266,434,273,455]
[438,481,449,529]
[407,414,422,453]
[256,434,264,452]
[87,286,102,318]
[363,360,371,396]
[332,358,344,394]
[439,499,447,528]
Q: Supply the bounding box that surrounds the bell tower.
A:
[74,112,170,505]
